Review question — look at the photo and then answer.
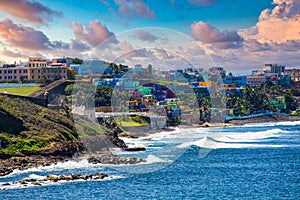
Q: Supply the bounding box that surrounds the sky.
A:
[0,0,299,73]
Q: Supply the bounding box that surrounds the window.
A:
[32,76,34,79]
[14,70,16,73]
[19,70,21,73]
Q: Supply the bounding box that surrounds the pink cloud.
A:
[155,49,174,59]
[134,29,159,43]
[1,48,25,58]
[114,0,156,19]
[0,18,52,50]
[0,0,62,25]
[191,21,243,49]
[242,0,300,43]
[244,39,271,52]
[72,20,116,47]
[123,48,155,58]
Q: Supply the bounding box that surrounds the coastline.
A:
[2,114,300,177]
[227,114,300,126]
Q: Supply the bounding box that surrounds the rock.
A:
[123,147,146,151]
[19,180,27,184]
[22,178,37,183]
[44,174,59,182]
[71,174,81,180]
[0,168,13,176]
[93,173,108,180]
[83,174,92,180]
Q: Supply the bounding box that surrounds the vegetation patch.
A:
[0,86,41,96]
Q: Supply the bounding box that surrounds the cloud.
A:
[0,0,62,25]
[244,39,271,52]
[114,0,156,19]
[119,41,134,52]
[0,18,52,50]
[191,21,243,49]
[242,0,300,43]
[1,48,25,58]
[123,48,155,58]
[98,0,110,6]
[72,20,117,47]
[134,29,159,43]
[0,18,92,61]
[70,40,91,51]
[272,40,300,52]
[155,48,175,59]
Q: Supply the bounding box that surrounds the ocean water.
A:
[1,121,300,199]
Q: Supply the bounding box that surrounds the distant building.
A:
[247,75,266,86]
[28,57,47,68]
[0,67,30,82]
[78,60,107,75]
[285,68,300,82]
[132,64,143,75]
[252,69,263,76]
[269,64,285,74]
[52,57,73,67]
[262,64,272,73]
[269,96,286,111]
[209,67,226,77]
[224,75,247,87]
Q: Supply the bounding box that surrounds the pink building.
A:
[0,66,31,82]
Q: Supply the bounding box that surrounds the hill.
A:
[0,95,84,158]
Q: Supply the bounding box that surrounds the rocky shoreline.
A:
[0,152,146,178]
[0,172,109,190]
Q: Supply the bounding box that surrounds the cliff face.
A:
[0,95,83,158]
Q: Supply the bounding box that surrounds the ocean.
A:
[1,121,300,199]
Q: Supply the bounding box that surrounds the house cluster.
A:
[0,57,69,83]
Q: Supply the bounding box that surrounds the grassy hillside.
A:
[0,95,83,156]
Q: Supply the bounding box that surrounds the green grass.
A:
[118,116,149,127]
[0,86,40,96]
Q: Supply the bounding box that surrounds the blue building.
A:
[224,75,247,87]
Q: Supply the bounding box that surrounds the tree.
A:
[19,75,25,83]
[67,68,76,80]
[284,94,297,112]
[147,64,153,74]
[95,86,113,107]
[67,83,95,108]
[72,58,83,64]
